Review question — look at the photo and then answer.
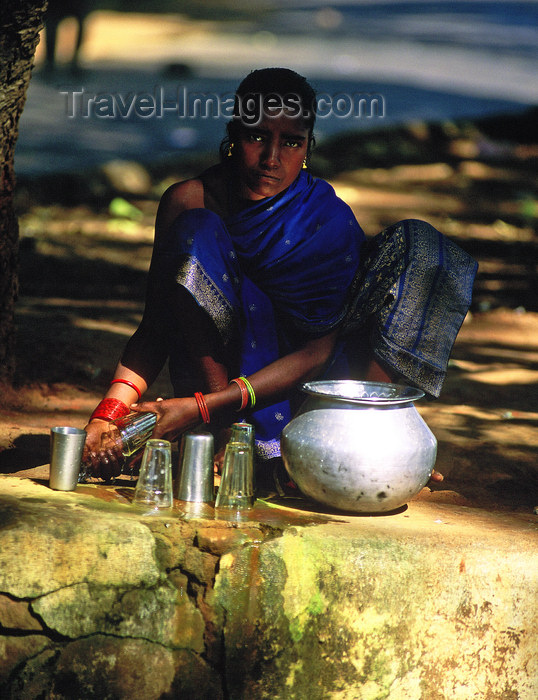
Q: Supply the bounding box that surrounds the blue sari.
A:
[154,171,476,459]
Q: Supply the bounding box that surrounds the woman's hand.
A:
[130,397,200,443]
[82,419,124,481]
[83,419,110,455]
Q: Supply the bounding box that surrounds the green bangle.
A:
[240,376,256,408]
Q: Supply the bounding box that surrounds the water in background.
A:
[269,0,538,61]
[16,0,538,176]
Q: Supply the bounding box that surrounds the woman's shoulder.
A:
[155,163,230,235]
[308,173,338,196]
[163,163,228,209]
[154,178,203,237]
[305,173,354,213]
[303,173,365,237]
[160,177,204,212]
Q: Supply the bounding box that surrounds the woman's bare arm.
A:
[132,329,339,442]
[83,179,206,459]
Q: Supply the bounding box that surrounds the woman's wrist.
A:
[194,392,211,424]
[90,397,130,422]
[203,382,245,420]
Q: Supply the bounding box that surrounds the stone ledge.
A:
[0,474,536,699]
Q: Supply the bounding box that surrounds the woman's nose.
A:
[261,141,280,167]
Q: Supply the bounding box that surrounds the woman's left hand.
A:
[130,397,200,443]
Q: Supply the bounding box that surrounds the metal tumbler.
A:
[175,431,215,503]
[229,422,255,450]
[229,422,255,489]
[49,426,87,491]
[215,441,254,510]
[109,411,157,456]
[133,439,173,510]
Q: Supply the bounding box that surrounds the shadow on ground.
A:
[4,116,538,512]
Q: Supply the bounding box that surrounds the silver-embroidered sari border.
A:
[176,255,236,345]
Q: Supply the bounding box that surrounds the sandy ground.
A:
[3,145,538,514]
[1,11,536,514]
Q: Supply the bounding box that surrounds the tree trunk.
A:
[0,2,48,382]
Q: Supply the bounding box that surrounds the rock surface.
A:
[0,474,536,699]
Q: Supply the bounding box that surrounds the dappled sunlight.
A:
[11,172,538,509]
[410,303,538,507]
[9,10,538,508]
[71,315,138,337]
[466,368,538,386]
[331,180,465,217]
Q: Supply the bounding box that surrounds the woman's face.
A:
[234,112,310,201]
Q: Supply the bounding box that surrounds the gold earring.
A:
[302,157,307,169]
[227,142,234,157]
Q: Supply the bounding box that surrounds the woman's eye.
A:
[285,140,300,148]
[249,134,264,142]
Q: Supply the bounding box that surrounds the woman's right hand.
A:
[130,397,200,443]
[82,419,124,481]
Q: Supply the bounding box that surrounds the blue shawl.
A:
[167,171,365,457]
[152,171,476,459]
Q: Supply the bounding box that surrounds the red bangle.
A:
[110,378,142,401]
[194,392,210,424]
[230,378,249,412]
[90,397,130,422]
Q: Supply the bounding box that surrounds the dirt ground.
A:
[2,107,537,514]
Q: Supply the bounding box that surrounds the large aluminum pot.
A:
[280,380,437,513]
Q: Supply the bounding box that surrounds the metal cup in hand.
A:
[49,426,87,491]
[176,431,215,503]
[111,411,157,456]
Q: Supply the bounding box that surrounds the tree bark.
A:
[0,2,48,382]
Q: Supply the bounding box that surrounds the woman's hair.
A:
[220,67,317,161]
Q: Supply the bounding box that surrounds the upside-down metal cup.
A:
[133,439,173,510]
[229,422,255,451]
[229,422,256,489]
[175,431,215,503]
[215,441,254,510]
[49,426,87,491]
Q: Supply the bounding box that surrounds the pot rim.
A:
[300,380,425,405]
